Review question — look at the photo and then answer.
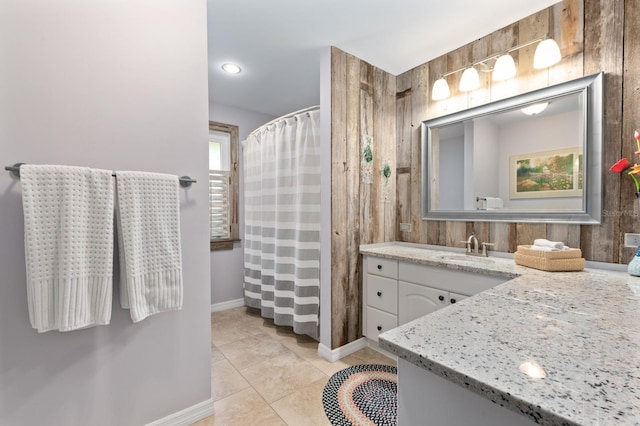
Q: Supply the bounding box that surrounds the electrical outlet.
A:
[624,233,640,248]
[399,223,412,232]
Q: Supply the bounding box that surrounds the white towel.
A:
[532,239,568,250]
[115,171,183,323]
[21,165,114,333]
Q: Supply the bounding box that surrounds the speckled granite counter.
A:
[362,242,640,426]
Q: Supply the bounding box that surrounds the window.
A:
[209,121,239,250]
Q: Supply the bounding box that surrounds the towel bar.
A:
[5,163,197,187]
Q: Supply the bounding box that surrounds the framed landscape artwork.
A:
[509,147,583,199]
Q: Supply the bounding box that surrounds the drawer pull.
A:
[438,295,444,301]
[377,291,382,297]
[377,325,382,331]
[450,298,457,304]
[377,264,382,270]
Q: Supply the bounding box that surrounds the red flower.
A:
[611,158,632,173]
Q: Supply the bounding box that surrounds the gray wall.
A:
[0,1,211,425]
[208,102,275,306]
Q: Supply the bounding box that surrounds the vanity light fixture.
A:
[492,54,517,81]
[431,77,451,101]
[521,102,549,115]
[221,63,242,74]
[533,38,562,69]
[430,36,562,100]
[459,67,480,91]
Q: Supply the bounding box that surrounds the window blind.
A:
[209,170,230,240]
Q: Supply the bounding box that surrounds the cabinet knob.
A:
[377,264,382,270]
[377,291,382,297]
[377,325,382,331]
[438,295,444,301]
[450,298,457,304]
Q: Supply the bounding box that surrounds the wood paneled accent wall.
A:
[331,47,396,348]
[330,0,637,349]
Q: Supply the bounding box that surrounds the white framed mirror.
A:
[421,72,603,224]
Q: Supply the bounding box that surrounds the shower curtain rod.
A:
[5,163,197,187]
[247,105,320,139]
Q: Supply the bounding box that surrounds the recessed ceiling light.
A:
[221,63,241,74]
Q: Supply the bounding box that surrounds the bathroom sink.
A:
[438,254,495,264]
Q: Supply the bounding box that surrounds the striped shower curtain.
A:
[242,107,320,338]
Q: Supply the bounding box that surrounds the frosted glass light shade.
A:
[533,39,561,69]
[459,67,480,91]
[521,102,549,115]
[431,78,450,100]
[492,54,516,81]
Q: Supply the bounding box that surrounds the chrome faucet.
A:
[460,233,494,257]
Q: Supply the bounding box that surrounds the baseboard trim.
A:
[145,398,215,426]
[210,298,245,312]
[318,337,368,362]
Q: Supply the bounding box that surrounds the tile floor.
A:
[192,306,396,425]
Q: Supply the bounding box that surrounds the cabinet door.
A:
[366,274,398,314]
[398,281,448,325]
[365,307,398,342]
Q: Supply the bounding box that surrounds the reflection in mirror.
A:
[422,72,603,224]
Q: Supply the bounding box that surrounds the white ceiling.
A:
[208,0,559,118]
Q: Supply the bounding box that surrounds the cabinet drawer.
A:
[366,256,398,279]
[365,307,397,342]
[366,274,398,314]
[399,261,506,295]
[398,281,448,325]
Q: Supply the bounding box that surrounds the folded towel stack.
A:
[515,242,585,272]
[21,165,115,332]
[531,238,570,251]
[477,197,504,210]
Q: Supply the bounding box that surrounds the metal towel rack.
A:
[5,163,197,188]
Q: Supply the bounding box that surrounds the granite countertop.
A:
[362,242,640,426]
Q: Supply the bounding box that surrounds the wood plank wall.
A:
[330,0,636,348]
[331,47,396,349]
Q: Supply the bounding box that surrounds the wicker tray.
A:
[514,252,585,272]
[517,245,582,259]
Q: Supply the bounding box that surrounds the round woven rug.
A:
[322,364,397,426]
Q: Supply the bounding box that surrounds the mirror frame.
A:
[421,72,604,224]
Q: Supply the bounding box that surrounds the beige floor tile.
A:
[210,306,246,325]
[218,333,291,370]
[258,320,299,341]
[271,378,332,426]
[279,335,321,361]
[211,359,251,402]
[240,352,328,403]
[213,387,286,425]
[211,320,265,346]
[210,346,226,363]
[309,357,356,377]
[348,347,397,366]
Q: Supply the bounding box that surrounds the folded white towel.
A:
[530,246,565,252]
[533,239,566,250]
[115,171,183,323]
[21,165,114,332]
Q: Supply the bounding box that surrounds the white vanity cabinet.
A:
[363,257,398,342]
[363,255,507,340]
